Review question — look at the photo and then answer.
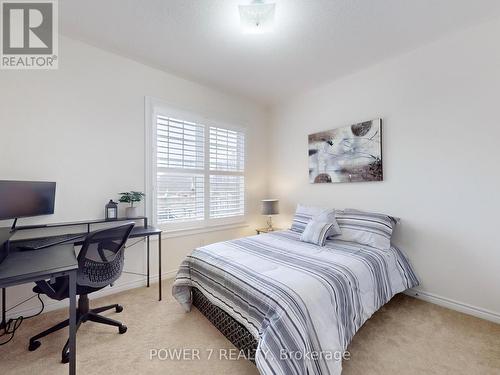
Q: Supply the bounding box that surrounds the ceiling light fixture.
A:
[239,0,276,34]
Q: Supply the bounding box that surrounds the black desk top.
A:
[0,244,78,287]
[13,216,148,231]
[73,226,161,245]
[9,226,162,247]
[129,226,162,237]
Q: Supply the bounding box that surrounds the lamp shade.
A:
[261,199,279,215]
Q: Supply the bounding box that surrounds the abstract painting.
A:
[308,119,383,183]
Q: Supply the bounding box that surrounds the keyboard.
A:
[17,233,86,251]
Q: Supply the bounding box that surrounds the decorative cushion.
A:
[290,204,341,238]
[300,220,336,246]
[333,209,398,250]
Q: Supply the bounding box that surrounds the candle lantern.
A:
[105,199,118,220]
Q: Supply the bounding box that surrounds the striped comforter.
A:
[172,230,419,375]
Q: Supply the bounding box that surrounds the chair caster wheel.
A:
[115,305,123,313]
[61,354,69,364]
[28,340,41,351]
[119,325,127,334]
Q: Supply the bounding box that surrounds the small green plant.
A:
[119,191,145,207]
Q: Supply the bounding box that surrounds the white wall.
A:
[0,35,269,316]
[269,18,500,320]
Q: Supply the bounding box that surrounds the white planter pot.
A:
[125,206,138,218]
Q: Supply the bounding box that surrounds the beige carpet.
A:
[1,279,499,375]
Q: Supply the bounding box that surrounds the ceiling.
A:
[60,0,500,106]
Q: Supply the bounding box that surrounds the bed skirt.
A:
[192,287,258,363]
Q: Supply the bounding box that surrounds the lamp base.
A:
[266,216,274,231]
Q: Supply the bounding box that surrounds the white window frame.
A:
[145,97,247,232]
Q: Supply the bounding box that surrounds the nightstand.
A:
[256,227,282,235]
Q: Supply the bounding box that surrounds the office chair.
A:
[28,222,135,363]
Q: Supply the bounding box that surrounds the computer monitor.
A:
[0,180,56,220]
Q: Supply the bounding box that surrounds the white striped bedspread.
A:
[172,230,419,375]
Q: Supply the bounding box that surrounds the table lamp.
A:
[261,199,279,231]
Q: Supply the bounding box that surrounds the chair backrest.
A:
[77,222,135,288]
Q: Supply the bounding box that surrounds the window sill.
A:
[158,222,249,239]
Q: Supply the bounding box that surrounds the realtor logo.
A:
[1,0,58,69]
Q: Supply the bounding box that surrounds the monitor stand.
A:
[10,218,18,231]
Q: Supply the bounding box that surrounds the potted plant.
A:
[119,191,145,218]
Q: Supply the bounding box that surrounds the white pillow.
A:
[290,204,341,238]
[300,220,335,246]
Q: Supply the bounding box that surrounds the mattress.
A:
[173,230,419,375]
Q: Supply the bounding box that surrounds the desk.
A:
[0,222,162,374]
[10,218,163,301]
[0,244,78,375]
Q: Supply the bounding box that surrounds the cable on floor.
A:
[0,293,44,345]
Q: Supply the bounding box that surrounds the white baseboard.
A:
[405,288,500,324]
[4,270,178,320]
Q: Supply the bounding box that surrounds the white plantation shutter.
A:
[209,126,245,219]
[157,116,205,169]
[210,175,245,218]
[157,173,204,223]
[152,106,245,227]
[209,126,245,172]
[156,115,205,224]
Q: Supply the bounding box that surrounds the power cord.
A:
[0,293,44,345]
[0,238,142,345]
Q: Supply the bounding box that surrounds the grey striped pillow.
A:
[333,209,397,250]
[300,220,335,246]
[290,204,337,233]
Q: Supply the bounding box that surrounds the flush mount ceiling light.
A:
[239,0,276,34]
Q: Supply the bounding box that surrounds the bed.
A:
[172,229,419,375]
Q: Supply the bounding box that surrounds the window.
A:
[147,100,246,230]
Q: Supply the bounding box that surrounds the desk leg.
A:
[68,271,77,375]
[1,288,6,330]
[158,233,162,301]
[146,237,150,288]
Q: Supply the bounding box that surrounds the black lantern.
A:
[105,200,118,220]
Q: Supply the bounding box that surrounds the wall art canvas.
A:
[308,119,383,183]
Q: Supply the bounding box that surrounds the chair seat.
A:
[33,276,101,298]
